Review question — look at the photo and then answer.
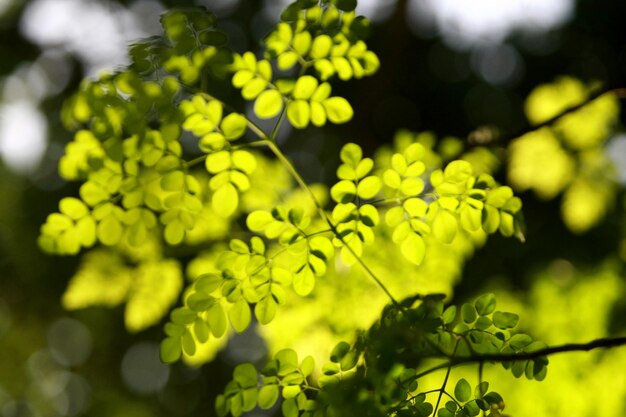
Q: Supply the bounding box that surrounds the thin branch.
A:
[448,336,626,365]
[263,140,400,306]
[403,336,626,385]
[434,341,458,414]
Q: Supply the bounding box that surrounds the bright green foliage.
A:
[330,143,381,263]
[181,95,245,146]
[247,206,334,296]
[62,249,182,333]
[229,0,378,128]
[509,77,621,234]
[39,2,576,416]
[377,141,523,265]
[265,2,379,80]
[231,52,275,102]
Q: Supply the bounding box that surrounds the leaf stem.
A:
[263,140,400,306]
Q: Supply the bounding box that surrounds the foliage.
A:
[35,0,626,416]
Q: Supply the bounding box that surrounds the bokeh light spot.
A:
[47,318,93,368]
[121,342,170,395]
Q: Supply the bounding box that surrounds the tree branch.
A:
[448,336,626,365]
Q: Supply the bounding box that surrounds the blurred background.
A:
[1,0,626,416]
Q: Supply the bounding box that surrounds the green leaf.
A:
[79,181,109,207]
[164,220,185,245]
[330,341,350,362]
[474,293,497,316]
[255,296,277,324]
[323,97,353,124]
[415,403,434,417]
[292,31,311,55]
[483,392,503,406]
[234,363,258,388]
[461,303,477,324]
[336,0,357,11]
[330,180,357,203]
[454,378,471,403]
[463,400,480,417]
[215,394,229,417]
[181,329,196,356]
[400,233,426,265]
[212,183,238,218]
[287,100,310,128]
[475,381,489,399]
[509,333,533,350]
[340,143,362,165]
[171,307,197,325]
[258,385,280,409]
[229,299,251,332]
[293,75,319,100]
[247,210,275,231]
[208,303,227,337]
[254,89,284,119]
[97,216,123,246]
[59,197,89,219]
[221,113,248,140]
[437,409,454,417]
[482,205,500,234]
[293,268,315,296]
[231,150,257,174]
[282,398,299,417]
[493,311,519,329]
[282,385,301,399]
[160,336,182,363]
[356,176,381,199]
[242,78,267,100]
[442,305,457,324]
[432,210,457,244]
[193,318,210,343]
[310,35,332,59]
[206,150,231,174]
[275,349,299,375]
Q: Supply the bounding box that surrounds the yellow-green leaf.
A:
[212,183,238,218]
[292,75,318,100]
[160,336,182,363]
[254,89,284,119]
[401,233,425,265]
[323,97,353,124]
[229,299,251,332]
[287,100,310,129]
[255,296,277,324]
[97,216,123,246]
[432,210,457,244]
[221,113,248,140]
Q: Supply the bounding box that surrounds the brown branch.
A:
[406,336,626,384]
[448,336,626,365]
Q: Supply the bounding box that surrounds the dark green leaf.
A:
[330,341,350,363]
[493,311,519,329]
[461,303,477,324]
[336,0,357,11]
[442,305,457,324]
[454,378,471,402]
[474,293,496,316]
